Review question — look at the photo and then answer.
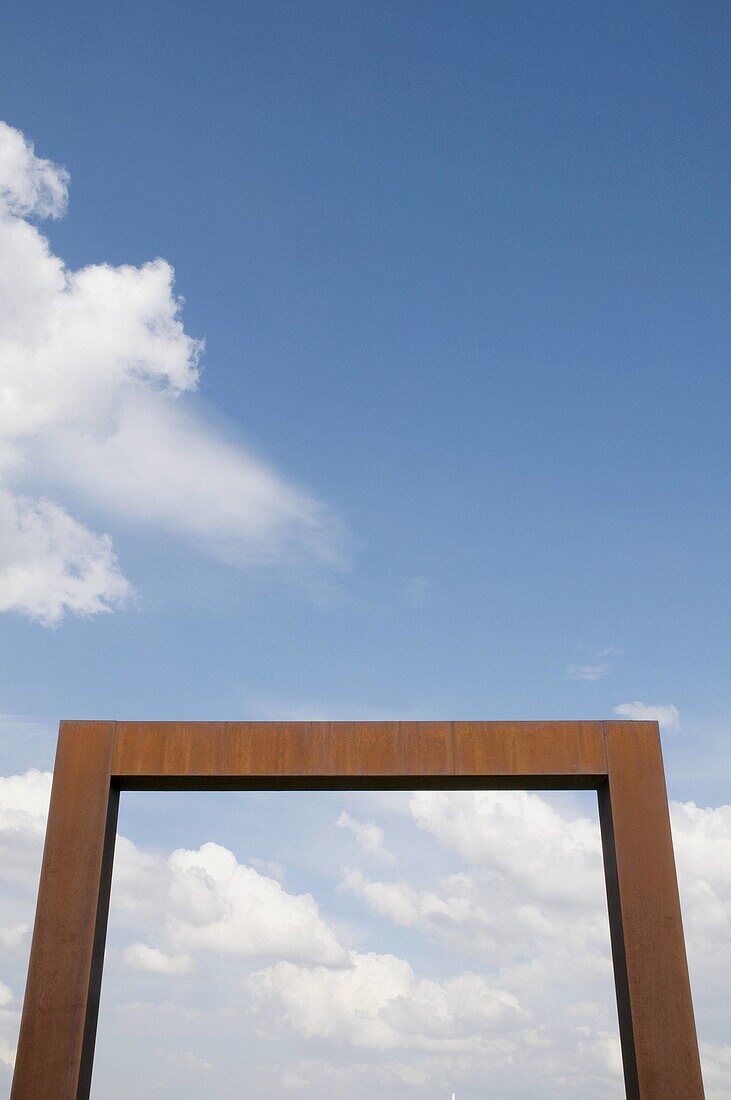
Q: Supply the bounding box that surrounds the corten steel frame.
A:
[11,722,704,1100]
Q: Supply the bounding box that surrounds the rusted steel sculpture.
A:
[11,720,704,1099]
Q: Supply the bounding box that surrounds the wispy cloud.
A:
[337,811,397,865]
[566,645,617,682]
[566,663,609,682]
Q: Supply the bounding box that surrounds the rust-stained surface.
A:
[599,721,704,1099]
[11,721,118,1100]
[111,719,608,786]
[10,720,704,1099]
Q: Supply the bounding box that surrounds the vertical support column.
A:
[598,721,704,1099]
[11,722,118,1100]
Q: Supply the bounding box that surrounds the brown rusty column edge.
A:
[598,763,640,1099]
[11,721,118,1100]
[598,721,705,1100]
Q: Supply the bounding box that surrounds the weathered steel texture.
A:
[111,719,607,786]
[10,720,704,1100]
[599,721,704,1100]
[11,721,118,1100]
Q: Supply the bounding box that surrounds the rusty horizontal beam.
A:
[111,720,608,782]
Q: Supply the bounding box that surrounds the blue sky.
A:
[0,2,729,1096]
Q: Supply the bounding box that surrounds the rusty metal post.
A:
[599,721,704,1099]
[11,722,118,1100]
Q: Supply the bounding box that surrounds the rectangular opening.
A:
[91,786,624,1098]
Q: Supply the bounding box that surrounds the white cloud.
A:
[0,491,130,625]
[122,943,193,976]
[0,769,51,821]
[0,769,51,887]
[247,951,524,1053]
[0,926,28,951]
[701,1042,731,1099]
[0,120,343,624]
[410,790,604,907]
[337,792,731,1094]
[0,980,18,1069]
[340,865,614,974]
[164,842,347,966]
[341,868,421,925]
[670,801,731,1043]
[0,123,68,220]
[113,837,347,969]
[251,790,631,1095]
[613,701,680,731]
[337,811,397,864]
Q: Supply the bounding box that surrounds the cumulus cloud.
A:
[337,811,397,864]
[341,865,612,977]
[341,799,617,1083]
[247,951,524,1053]
[0,122,68,220]
[341,868,423,926]
[0,769,51,822]
[337,791,731,1096]
[0,491,130,625]
[410,790,604,907]
[0,926,28,952]
[0,769,51,887]
[670,801,731,1041]
[406,792,725,1091]
[0,120,343,624]
[112,837,347,969]
[251,795,626,1096]
[122,943,193,976]
[613,701,681,731]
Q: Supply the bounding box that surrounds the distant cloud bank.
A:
[1,769,729,1094]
